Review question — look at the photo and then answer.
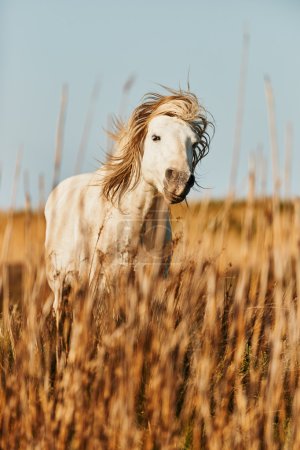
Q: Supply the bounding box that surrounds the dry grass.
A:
[1,196,300,449]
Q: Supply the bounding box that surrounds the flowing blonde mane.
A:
[102,87,213,204]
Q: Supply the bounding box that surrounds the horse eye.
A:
[152,135,161,142]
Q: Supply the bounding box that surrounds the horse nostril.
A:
[187,174,195,187]
[165,168,176,181]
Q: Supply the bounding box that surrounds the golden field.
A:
[1,196,300,449]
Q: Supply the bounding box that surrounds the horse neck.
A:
[120,177,169,223]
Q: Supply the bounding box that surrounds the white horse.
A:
[45,89,212,312]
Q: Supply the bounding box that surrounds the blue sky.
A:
[0,0,299,208]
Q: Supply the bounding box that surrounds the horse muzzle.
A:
[163,168,195,204]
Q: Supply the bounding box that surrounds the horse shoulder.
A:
[45,172,105,269]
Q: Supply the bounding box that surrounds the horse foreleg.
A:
[54,274,74,368]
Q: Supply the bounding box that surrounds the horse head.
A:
[102,88,213,205]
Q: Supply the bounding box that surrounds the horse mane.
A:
[101,87,213,204]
